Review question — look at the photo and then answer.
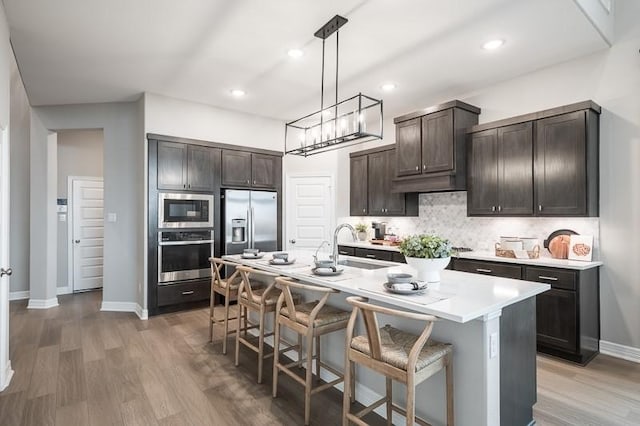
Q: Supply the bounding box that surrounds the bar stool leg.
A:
[222,292,231,354]
[315,335,321,380]
[272,317,281,398]
[386,378,393,426]
[350,361,355,404]
[298,334,303,370]
[258,306,266,384]
[446,355,454,426]
[209,290,216,342]
[304,332,314,425]
[406,377,415,426]
[342,356,351,426]
[235,303,242,367]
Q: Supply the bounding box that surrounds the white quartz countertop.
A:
[338,241,603,270]
[223,251,550,324]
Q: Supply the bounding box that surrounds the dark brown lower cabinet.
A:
[338,245,405,263]
[157,280,210,307]
[452,258,600,365]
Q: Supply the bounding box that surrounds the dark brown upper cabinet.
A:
[535,110,598,216]
[393,100,480,193]
[350,155,368,216]
[350,145,418,217]
[467,122,533,216]
[467,101,600,217]
[157,141,216,191]
[221,150,281,189]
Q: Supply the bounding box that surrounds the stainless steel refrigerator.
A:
[223,189,278,256]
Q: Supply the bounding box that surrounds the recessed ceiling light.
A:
[381,83,397,92]
[230,89,246,97]
[482,39,504,50]
[288,48,304,58]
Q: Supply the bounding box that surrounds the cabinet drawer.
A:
[454,259,522,279]
[525,267,576,291]
[337,246,355,256]
[157,281,210,307]
[391,252,406,263]
[354,248,393,261]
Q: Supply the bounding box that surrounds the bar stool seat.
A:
[280,301,352,327]
[241,285,281,306]
[350,324,452,372]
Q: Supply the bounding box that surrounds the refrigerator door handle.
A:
[251,207,256,249]
[247,208,253,248]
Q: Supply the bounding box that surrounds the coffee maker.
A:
[371,222,386,240]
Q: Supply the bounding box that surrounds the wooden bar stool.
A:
[272,277,352,426]
[235,265,297,384]
[209,257,244,354]
[342,296,454,426]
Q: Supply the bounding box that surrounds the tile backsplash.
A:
[340,192,600,258]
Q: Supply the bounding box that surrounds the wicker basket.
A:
[495,242,540,259]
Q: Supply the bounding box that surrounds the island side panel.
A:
[500,297,537,426]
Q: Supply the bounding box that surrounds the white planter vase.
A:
[405,256,451,283]
[357,231,368,241]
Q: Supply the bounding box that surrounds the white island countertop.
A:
[338,241,603,270]
[223,251,550,323]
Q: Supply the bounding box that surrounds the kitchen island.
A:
[224,251,550,426]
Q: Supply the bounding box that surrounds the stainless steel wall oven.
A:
[158,230,213,283]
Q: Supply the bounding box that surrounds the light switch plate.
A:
[490,332,498,359]
[107,213,117,222]
[59,214,67,222]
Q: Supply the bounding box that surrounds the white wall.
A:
[56,129,104,289]
[31,102,143,306]
[144,92,284,151]
[338,0,640,349]
[9,49,30,294]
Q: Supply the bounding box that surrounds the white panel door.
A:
[0,127,13,391]
[72,179,104,292]
[285,175,334,252]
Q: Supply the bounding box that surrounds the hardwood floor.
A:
[2,291,639,425]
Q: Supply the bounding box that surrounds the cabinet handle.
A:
[183,184,187,189]
[362,208,366,213]
[538,275,558,281]
[181,290,195,295]
[415,166,419,171]
[491,206,496,212]
[423,164,426,170]
[188,184,191,189]
[246,180,250,184]
[365,254,377,259]
[476,268,492,273]
[497,205,502,212]
[253,180,256,185]
[538,205,543,211]
[339,251,349,255]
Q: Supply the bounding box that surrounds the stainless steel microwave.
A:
[158,193,214,229]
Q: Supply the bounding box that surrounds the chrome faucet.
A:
[332,223,358,267]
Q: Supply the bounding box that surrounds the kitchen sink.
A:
[338,259,388,270]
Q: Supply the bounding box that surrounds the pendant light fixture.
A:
[285,15,383,157]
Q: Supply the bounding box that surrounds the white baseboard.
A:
[9,290,29,301]
[135,303,148,320]
[100,301,138,313]
[56,286,72,296]
[600,340,640,363]
[27,297,59,309]
[0,361,14,392]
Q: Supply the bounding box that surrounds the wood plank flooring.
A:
[2,291,639,425]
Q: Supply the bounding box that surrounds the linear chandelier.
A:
[285,15,383,157]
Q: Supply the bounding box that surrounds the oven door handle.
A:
[158,239,214,246]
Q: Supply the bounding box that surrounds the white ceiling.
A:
[5,0,608,120]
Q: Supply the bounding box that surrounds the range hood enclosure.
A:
[391,100,480,193]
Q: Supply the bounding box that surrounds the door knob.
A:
[0,268,12,277]
[75,239,80,243]
[289,239,296,244]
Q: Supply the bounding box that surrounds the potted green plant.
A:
[398,234,452,283]
[355,223,368,241]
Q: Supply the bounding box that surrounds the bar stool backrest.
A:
[236,265,279,304]
[209,257,240,289]
[345,296,440,373]
[275,277,338,327]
